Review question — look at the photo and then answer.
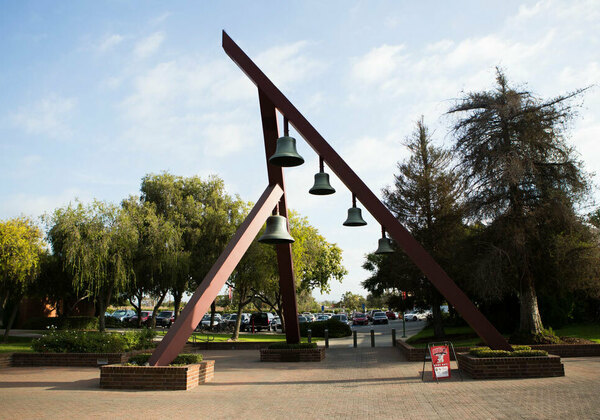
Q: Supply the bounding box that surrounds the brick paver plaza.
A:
[1,347,599,419]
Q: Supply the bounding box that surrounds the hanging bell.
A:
[309,172,336,195]
[343,207,367,226]
[269,136,305,167]
[258,215,295,244]
[375,237,394,254]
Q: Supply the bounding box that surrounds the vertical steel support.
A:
[148,184,284,366]
[258,90,301,344]
[222,30,512,351]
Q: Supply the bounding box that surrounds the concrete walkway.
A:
[1,347,599,419]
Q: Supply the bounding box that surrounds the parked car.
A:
[156,310,175,328]
[298,315,309,323]
[385,311,397,320]
[404,309,431,321]
[226,313,250,328]
[110,309,135,322]
[331,314,349,324]
[243,312,275,332]
[270,316,282,331]
[129,311,152,326]
[200,313,222,327]
[372,312,389,325]
[352,313,369,326]
[316,314,329,322]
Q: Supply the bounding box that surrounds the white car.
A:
[403,310,431,322]
[200,313,222,327]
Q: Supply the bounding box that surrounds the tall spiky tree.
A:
[448,68,592,335]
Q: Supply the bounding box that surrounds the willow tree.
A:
[448,68,592,335]
[47,201,137,331]
[0,217,45,341]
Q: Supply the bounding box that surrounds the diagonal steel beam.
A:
[149,184,285,366]
[222,30,512,351]
[258,90,301,343]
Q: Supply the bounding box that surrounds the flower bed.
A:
[457,352,564,379]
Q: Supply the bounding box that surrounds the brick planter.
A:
[11,349,149,367]
[457,352,564,379]
[397,339,600,361]
[0,353,12,369]
[260,347,325,362]
[187,341,281,350]
[100,360,214,391]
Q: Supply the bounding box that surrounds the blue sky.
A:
[1,0,599,301]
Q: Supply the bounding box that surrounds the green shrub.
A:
[469,346,548,358]
[127,353,203,366]
[268,342,317,349]
[104,317,125,328]
[31,329,156,353]
[299,319,351,338]
[21,316,98,330]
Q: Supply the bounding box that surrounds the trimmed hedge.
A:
[127,353,203,366]
[267,342,318,350]
[469,345,549,358]
[22,316,99,330]
[31,328,156,353]
[300,319,351,338]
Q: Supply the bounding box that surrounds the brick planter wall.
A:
[0,353,12,369]
[397,340,600,361]
[11,349,149,367]
[457,353,564,379]
[100,360,214,391]
[260,347,325,362]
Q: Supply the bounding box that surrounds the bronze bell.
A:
[269,136,304,167]
[309,172,336,195]
[343,207,367,226]
[375,237,394,254]
[343,193,367,226]
[309,156,335,195]
[258,215,295,244]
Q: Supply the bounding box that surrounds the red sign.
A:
[430,345,451,379]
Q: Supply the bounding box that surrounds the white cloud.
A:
[134,31,165,59]
[255,41,326,89]
[1,188,92,221]
[351,44,405,84]
[11,94,77,139]
[98,33,123,52]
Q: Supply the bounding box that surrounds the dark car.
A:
[352,313,369,326]
[385,311,397,320]
[156,310,175,328]
[244,312,275,332]
[129,311,152,326]
[372,312,389,325]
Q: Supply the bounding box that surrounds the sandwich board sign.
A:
[430,345,451,379]
[422,342,461,382]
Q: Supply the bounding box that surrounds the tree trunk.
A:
[2,295,22,343]
[173,291,182,319]
[232,305,244,341]
[210,301,216,330]
[150,291,167,329]
[519,273,544,334]
[430,291,445,340]
[98,287,113,332]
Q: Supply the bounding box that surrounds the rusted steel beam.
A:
[222,30,512,351]
[149,184,285,366]
[258,90,301,344]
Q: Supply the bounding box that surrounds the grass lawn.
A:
[406,322,600,348]
[405,326,484,348]
[156,330,318,343]
[0,336,34,353]
[554,324,600,344]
